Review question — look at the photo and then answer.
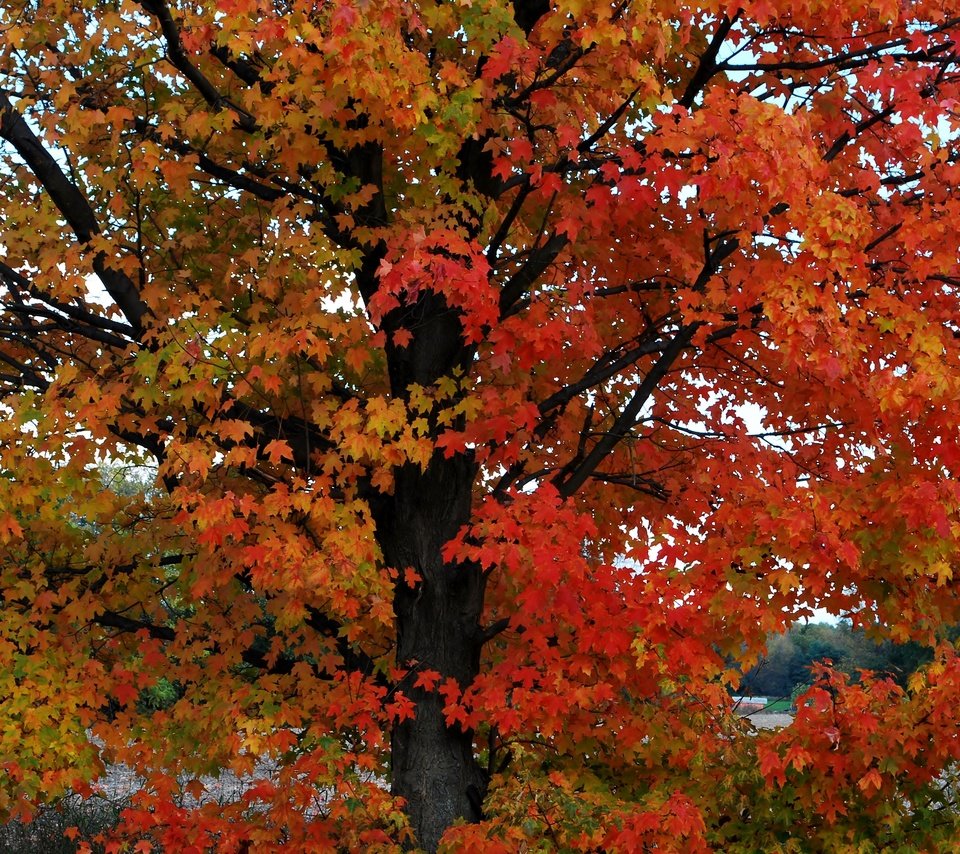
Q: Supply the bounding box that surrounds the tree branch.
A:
[138,0,257,131]
[511,0,550,36]
[499,233,567,316]
[679,13,739,109]
[823,104,896,163]
[537,333,674,417]
[0,260,138,340]
[0,95,150,333]
[555,324,698,498]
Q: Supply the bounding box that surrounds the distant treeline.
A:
[740,621,959,700]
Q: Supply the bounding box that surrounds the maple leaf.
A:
[413,669,442,692]
[217,420,253,443]
[758,748,787,787]
[857,768,883,793]
[392,328,413,348]
[262,439,293,464]
[438,678,461,706]
[112,680,139,708]
[483,36,520,82]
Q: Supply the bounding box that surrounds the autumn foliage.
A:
[2,0,960,850]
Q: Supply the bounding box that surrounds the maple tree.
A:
[2,0,960,850]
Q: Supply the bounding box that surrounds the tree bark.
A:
[375,453,487,851]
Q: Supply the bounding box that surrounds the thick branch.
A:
[555,324,697,498]
[94,609,298,674]
[486,183,533,264]
[138,0,257,131]
[537,333,674,417]
[0,347,50,390]
[0,95,150,332]
[499,233,567,316]
[824,104,897,163]
[679,13,738,109]
[306,605,380,679]
[0,95,99,241]
[511,0,550,35]
[2,306,132,349]
[725,27,958,74]
[94,605,380,680]
[210,44,269,88]
[0,260,138,340]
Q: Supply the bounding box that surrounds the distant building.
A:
[732,696,767,713]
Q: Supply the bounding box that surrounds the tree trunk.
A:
[375,452,487,852]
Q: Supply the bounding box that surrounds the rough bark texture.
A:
[371,289,486,851]
[376,454,486,851]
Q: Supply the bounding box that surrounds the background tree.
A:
[1,0,960,851]
[742,621,942,698]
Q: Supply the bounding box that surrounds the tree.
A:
[742,621,936,698]
[1,0,960,850]
[742,630,799,699]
